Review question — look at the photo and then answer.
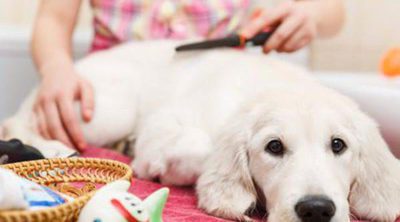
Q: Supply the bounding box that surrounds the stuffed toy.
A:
[78,180,169,222]
[0,168,70,210]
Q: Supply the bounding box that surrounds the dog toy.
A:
[381,47,400,77]
[78,180,169,222]
[0,139,45,164]
[0,168,71,210]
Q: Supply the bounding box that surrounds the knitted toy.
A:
[78,180,169,222]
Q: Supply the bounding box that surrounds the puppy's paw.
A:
[131,156,166,181]
[132,155,199,186]
[34,140,76,158]
[158,158,198,185]
[159,129,212,185]
[133,127,212,185]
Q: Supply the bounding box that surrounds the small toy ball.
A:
[78,180,169,222]
[381,47,400,77]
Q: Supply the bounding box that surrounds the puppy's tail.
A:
[0,89,39,142]
[0,118,12,141]
[0,116,35,143]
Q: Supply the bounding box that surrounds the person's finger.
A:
[79,80,94,122]
[43,101,74,148]
[58,96,86,150]
[240,3,292,38]
[35,107,51,139]
[292,38,310,53]
[280,23,315,52]
[263,14,303,54]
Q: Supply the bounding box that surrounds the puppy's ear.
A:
[196,112,257,222]
[349,114,400,221]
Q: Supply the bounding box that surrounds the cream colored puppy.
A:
[1,41,400,222]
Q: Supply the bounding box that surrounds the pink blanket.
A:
[82,147,231,222]
[81,147,386,222]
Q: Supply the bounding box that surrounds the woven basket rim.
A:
[0,157,133,221]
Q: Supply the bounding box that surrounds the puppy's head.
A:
[197,85,400,222]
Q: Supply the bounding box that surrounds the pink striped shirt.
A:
[90,0,251,52]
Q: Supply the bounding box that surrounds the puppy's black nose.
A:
[295,195,336,222]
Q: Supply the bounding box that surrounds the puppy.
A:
[1,41,399,221]
[197,87,400,222]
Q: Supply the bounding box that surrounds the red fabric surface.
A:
[81,147,390,222]
[82,147,231,222]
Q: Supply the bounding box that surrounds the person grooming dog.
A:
[31,0,344,150]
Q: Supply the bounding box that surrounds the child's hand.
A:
[241,1,318,53]
[33,64,94,150]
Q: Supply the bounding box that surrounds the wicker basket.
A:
[0,158,133,222]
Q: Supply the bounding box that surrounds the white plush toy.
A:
[78,180,169,222]
[0,168,70,211]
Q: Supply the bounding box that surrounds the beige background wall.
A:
[310,0,400,72]
[0,0,92,30]
[1,0,399,72]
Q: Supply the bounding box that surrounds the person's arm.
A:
[297,0,345,38]
[241,0,345,53]
[31,0,93,150]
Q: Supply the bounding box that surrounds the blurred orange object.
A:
[381,47,400,77]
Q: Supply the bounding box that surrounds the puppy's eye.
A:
[331,138,347,154]
[265,140,285,156]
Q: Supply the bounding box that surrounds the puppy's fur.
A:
[1,41,400,221]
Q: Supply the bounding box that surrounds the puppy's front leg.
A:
[132,110,212,186]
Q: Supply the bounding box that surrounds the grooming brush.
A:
[175,29,274,52]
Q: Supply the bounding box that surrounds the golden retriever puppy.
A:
[1,41,399,222]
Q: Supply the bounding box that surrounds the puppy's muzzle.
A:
[295,195,336,222]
